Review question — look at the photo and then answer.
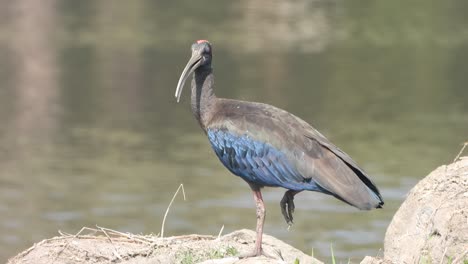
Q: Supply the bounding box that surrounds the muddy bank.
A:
[8,157,468,264]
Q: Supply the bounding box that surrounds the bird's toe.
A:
[287,199,295,224]
[280,196,291,225]
[239,248,279,259]
[280,190,297,226]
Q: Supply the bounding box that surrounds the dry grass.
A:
[453,141,468,162]
[161,183,186,238]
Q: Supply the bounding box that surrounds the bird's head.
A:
[175,40,212,102]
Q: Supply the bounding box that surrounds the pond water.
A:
[0,1,467,262]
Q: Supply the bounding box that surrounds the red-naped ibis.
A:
[175,40,383,258]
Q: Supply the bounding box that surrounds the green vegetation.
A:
[225,246,239,257]
[447,256,453,264]
[418,254,468,264]
[176,245,239,264]
[330,243,336,264]
[419,255,432,264]
[179,250,196,264]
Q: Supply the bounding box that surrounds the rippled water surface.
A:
[1,1,468,262]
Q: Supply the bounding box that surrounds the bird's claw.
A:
[239,248,279,259]
[280,190,297,227]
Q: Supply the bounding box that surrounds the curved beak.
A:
[175,53,202,102]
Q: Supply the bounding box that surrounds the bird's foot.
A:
[239,248,278,259]
[280,190,297,227]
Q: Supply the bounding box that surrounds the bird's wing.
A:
[293,117,384,209]
[208,99,383,209]
[207,128,318,190]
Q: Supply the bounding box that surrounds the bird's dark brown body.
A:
[175,40,383,258]
[208,99,382,209]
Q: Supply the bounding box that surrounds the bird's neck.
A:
[191,66,216,129]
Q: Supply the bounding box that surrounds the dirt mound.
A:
[383,157,468,263]
[7,228,322,264]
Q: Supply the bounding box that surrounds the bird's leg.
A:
[253,186,266,257]
[280,190,301,227]
[239,184,271,258]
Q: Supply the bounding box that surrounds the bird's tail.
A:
[300,147,384,210]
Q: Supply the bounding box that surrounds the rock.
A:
[383,157,468,263]
[7,229,322,264]
[359,256,393,264]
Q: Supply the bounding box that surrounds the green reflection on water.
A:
[0,0,467,262]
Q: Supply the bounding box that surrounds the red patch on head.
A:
[196,39,209,44]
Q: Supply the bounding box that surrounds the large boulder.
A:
[383,157,468,263]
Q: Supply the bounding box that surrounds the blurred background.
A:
[0,0,467,262]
